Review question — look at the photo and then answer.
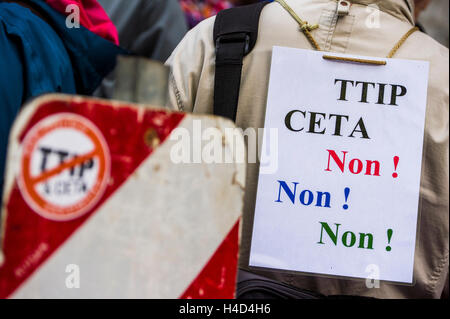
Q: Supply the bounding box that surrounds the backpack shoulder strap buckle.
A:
[215,33,251,56]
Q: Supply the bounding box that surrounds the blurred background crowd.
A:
[99,0,449,59]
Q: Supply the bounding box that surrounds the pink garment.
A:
[45,0,119,45]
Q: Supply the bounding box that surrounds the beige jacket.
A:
[166,0,449,298]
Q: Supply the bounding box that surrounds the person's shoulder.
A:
[406,30,449,71]
[176,15,217,48]
[414,30,449,60]
[166,16,216,65]
[190,15,217,36]
[406,30,449,90]
[0,2,34,22]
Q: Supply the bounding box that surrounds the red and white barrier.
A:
[0,94,245,299]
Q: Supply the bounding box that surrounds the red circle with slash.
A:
[18,113,110,221]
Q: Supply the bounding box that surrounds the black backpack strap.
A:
[213,1,270,121]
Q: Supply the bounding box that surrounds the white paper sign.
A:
[249,47,429,284]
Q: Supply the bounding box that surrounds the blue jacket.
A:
[0,0,125,200]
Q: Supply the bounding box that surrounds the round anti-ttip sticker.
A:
[18,113,110,221]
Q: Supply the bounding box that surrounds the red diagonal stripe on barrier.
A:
[180,220,240,299]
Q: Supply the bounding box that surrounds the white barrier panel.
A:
[0,94,245,299]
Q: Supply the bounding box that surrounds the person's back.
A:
[166,0,449,298]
